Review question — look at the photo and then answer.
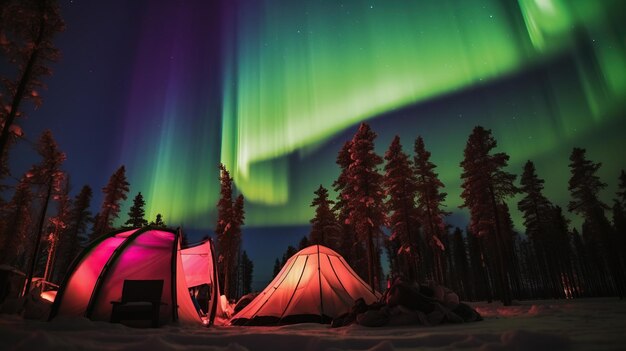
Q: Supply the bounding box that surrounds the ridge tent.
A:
[49,227,221,326]
[230,245,381,326]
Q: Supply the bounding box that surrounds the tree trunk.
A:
[488,185,512,306]
[23,181,52,296]
[0,11,46,157]
[367,226,375,293]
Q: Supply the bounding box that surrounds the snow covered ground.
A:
[1,298,625,351]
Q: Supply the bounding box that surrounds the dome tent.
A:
[230,245,380,326]
[49,227,221,326]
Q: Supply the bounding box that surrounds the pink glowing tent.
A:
[49,227,221,326]
[230,245,381,325]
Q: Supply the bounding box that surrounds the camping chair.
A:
[110,279,166,327]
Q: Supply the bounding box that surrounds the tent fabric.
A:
[181,241,224,321]
[49,227,221,326]
[181,241,214,288]
[230,245,381,326]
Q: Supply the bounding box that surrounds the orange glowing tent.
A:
[230,245,380,325]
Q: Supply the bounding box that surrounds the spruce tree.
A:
[91,166,129,239]
[44,175,71,282]
[309,185,342,250]
[150,213,166,227]
[333,140,362,272]
[571,228,592,296]
[281,245,297,266]
[298,236,310,250]
[241,250,254,295]
[568,148,625,297]
[0,0,65,157]
[460,126,517,305]
[230,194,245,297]
[383,136,420,280]
[24,130,65,294]
[124,192,148,228]
[414,136,448,283]
[568,148,609,220]
[551,206,577,298]
[0,174,33,266]
[612,198,626,287]
[449,228,469,299]
[215,165,244,299]
[54,185,92,282]
[518,160,559,297]
[612,171,626,258]
[497,202,522,299]
[216,164,234,297]
[346,123,385,290]
[272,258,281,278]
[617,170,626,206]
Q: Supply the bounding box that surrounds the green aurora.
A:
[122,0,625,230]
[213,0,626,225]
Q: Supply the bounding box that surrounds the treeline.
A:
[275,123,625,305]
[0,129,255,300]
[0,0,254,300]
[0,129,169,286]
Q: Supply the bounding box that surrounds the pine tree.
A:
[551,206,577,298]
[0,0,64,157]
[383,136,420,281]
[215,165,244,299]
[568,148,625,297]
[124,192,148,228]
[568,148,609,220]
[150,213,166,227]
[240,250,254,295]
[497,202,522,299]
[460,126,517,305]
[24,130,65,294]
[272,258,281,278]
[53,185,92,282]
[414,136,448,283]
[518,160,559,297]
[309,185,342,250]
[91,166,129,239]
[612,170,626,263]
[216,164,233,297]
[333,140,362,271]
[570,228,592,296]
[298,236,310,250]
[43,174,71,282]
[230,194,245,297]
[345,123,385,290]
[0,174,33,266]
[281,245,297,266]
[466,227,491,302]
[451,227,470,300]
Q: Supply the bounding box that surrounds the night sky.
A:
[9,0,626,288]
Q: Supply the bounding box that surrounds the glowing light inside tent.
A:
[40,290,57,303]
[230,245,380,325]
[52,229,217,325]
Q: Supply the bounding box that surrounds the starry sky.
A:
[8,0,626,288]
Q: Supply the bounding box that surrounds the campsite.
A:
[1,0,626,350]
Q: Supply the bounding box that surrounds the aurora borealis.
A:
[220,0,626,226]
[11,0,626,282]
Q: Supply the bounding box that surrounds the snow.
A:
[1,298,626,350]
